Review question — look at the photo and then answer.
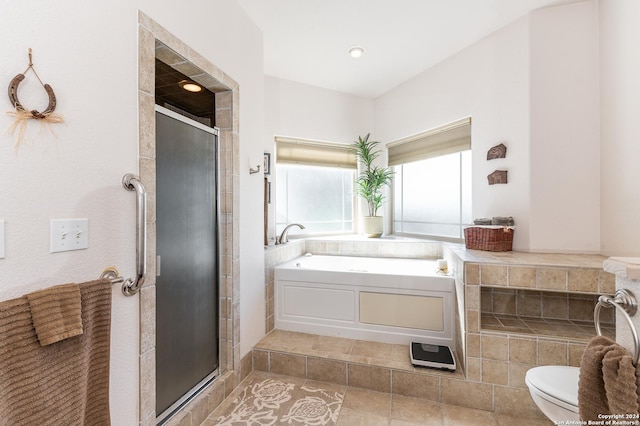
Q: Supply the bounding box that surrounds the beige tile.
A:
[467,309,479,333]
[165,410,191,426]
[336,408,389,426]
[313,335,354,355]
[568,297,596,322]
[508,266,537,288]
[440,378,493,411]
[465,357,481,382]
[599,271,616,294]
[481,265,508,286]
[492,291,516,315]
[481,334,508,361]
[391,370,439,401]
[481,288,493,313]
[516,290,542,317]
[482,359,508,385]
[348,363,391,393]
[568,342,586,367]
[466,286,480,310]
[509,362,535,388]
[140,349,155,420]
[495,414,554,426]
[536,268,567,291]
[269,352,306,378]
[568,268,599,292]
[541,294,568,319]
[467,333,481,358]
[207,381,225,414]
[391,395,443,424]
[494,386,546,420]
[189,391,211,426]
[307,357,347,385]
[441,403,498,426]
[509,338,537,364]
[465,264,480,285]
[351,340,395,360]
[241,352,252,381]
[342,387,391,418]
[538,340,567,365]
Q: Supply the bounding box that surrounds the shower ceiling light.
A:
[348,46,365,58]
[179,80,203,93]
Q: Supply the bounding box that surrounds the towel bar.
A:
[100,267,124,285]
[594,289,639,365]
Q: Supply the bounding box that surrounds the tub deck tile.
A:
[254,329,464,379]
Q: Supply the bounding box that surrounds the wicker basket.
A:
[464,226,514,252]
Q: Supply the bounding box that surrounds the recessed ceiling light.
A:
[348,46,365,58]
[179,80,203,93]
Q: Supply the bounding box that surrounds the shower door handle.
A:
[122,173,147,296]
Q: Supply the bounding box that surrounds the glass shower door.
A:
[155,107,219,420]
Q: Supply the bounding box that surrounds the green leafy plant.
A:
[351,133,394,217]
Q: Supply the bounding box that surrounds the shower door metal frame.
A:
[154,104,221,425]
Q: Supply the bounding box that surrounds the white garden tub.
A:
[274,255,455,347]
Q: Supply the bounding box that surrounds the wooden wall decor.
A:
[487,143,507,160]
[488,170,508,185]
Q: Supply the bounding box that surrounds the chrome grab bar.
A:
[121,174,147,296]
[594,289,639,365]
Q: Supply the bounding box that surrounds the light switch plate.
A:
[0,220,5,259]
[50,219,88,253]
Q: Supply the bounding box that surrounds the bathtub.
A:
[274,255,455,347]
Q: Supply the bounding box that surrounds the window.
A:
[390,118,472,240]
[274,137,356,235]
[276,164,354,234]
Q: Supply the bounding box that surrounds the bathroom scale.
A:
[410,342,456,371]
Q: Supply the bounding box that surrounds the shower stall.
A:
[154,106,220,421]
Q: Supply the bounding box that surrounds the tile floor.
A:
[203,371,553,425]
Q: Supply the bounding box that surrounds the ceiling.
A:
[237,0,580,98]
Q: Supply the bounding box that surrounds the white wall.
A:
[374,15,533,250]
[263,76,374,241]
[0,1,264,424]
[374,1,600,252]
[600,0,640,256]
[529,1,600,253]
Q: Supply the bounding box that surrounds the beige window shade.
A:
[387,118,471,166]
[275,136,356,169]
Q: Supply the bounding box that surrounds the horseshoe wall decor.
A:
[8,72,57,119]
[7,48,58,119]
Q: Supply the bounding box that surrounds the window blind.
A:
[387,118,471,166]
[275,136,356,169]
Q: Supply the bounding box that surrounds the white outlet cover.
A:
[50,219,88,253]
[0,220,5,259]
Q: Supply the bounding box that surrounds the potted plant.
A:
[352,133,394,237]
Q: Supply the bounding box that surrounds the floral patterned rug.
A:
[214,376,344,425]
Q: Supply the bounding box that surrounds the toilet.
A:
[525,366,580,422]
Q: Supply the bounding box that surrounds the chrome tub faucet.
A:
[278,223,305,244]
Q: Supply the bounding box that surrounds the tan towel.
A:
[603,349,639,415]
[0,279,112,426]
[26,283,83,346]
[579,335,640,421]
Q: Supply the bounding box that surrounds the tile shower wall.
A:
[138,13,242,426]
